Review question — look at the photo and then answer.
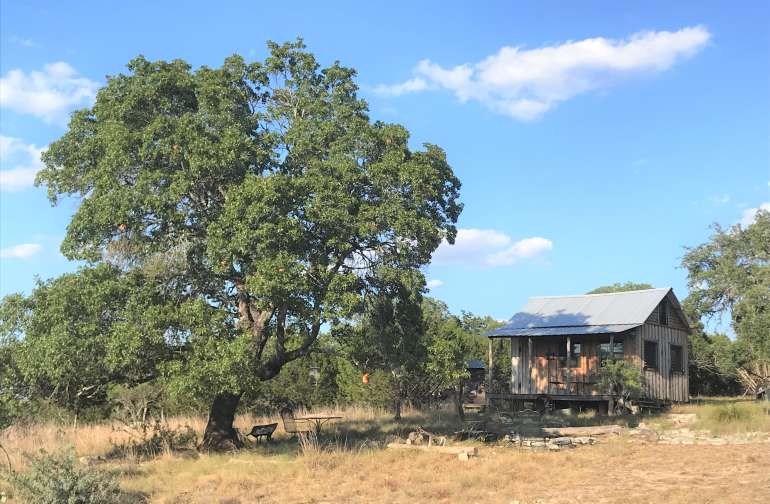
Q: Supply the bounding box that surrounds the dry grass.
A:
[115,439,770,504]
[672,397,770,435]
[2,402,770,503]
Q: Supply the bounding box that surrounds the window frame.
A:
[643,340,659,370]
[670,344,684,374]
[569,342,582,369]
[599,340,624,364]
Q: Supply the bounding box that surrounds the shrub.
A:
[599,358,645,413]
[5,447,122,504]
[109,418,198,460]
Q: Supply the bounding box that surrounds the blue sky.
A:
[1,0,768,321]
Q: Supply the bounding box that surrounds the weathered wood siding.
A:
[645,294,688,330]
[638,322,689,402]
[509,332,635,397]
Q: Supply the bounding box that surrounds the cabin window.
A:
[670,344,684,373]
[644,340,659,370]
[659,301,668,325]
[570,343,581,368]
[599,340,623,362]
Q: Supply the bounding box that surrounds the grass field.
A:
[2,399,769,503]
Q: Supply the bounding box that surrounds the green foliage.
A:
[34,39,462,418]
[243,349,342,412]
[586,282,654,294]
[5,447,122,504]
[335,361,395,408]
[0,341,23,430]
[599,359,644,401]
[335,287,495,417]
[1,265,174,415]
[108,382,164,425]
[683,210,770,392]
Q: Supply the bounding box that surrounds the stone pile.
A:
[502,433,598,451]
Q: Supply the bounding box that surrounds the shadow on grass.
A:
[239,411,468,457]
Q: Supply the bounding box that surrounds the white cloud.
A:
[377,25,710,120]
[373,77,432,96]
[740,202,770,227]
[486,237,554,266]
[0,135,45,192]
[0,62,98,124]
[0,243,42,259]
[426,279,444,289]
[432,228,552,267]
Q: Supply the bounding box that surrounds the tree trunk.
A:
[455,382,465,420]
[200,392,244,451]
[394,398,402,420]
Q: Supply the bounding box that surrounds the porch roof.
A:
[485,323,640,338]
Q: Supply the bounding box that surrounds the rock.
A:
[79,456,103,466]
[546,443,561,451]
[550,437,573,446]
[572,436,596,445]
[667,413,697,425]
[457,452,470,461]
[407,431,424,445]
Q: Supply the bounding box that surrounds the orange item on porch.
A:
[362,373,369,384]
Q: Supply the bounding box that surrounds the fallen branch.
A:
[541,425,623,437]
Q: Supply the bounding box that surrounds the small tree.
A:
[599,359,644,414]
[335,275,428,420]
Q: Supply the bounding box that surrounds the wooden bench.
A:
[246,422,278,442]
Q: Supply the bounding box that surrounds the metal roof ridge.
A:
[529,287,670,299]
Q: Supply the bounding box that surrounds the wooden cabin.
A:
[485,288,690,410]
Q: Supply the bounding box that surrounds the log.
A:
[541,425,623,437]
[386,443,478,457]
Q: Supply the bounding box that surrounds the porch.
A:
[485,332,629,399]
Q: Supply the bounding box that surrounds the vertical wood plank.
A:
[510,337,519,393]
[488,339,493,393]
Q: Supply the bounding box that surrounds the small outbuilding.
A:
[485,288,690,410]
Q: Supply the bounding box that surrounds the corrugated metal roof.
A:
[486,323,640,338]
[465,359,486,369]
[486,288,672,338]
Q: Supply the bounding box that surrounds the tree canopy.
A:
[34,39,462,448]
[586,282,654,294]
[682,210,770,394]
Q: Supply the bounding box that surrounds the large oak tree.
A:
[36,40,462,449]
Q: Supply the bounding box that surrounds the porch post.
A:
[528,337,533,395]
[487,338,493,393]
[566,336,572,385]
[510,337,518,393]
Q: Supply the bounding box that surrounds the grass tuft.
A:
[696,400,770,435]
